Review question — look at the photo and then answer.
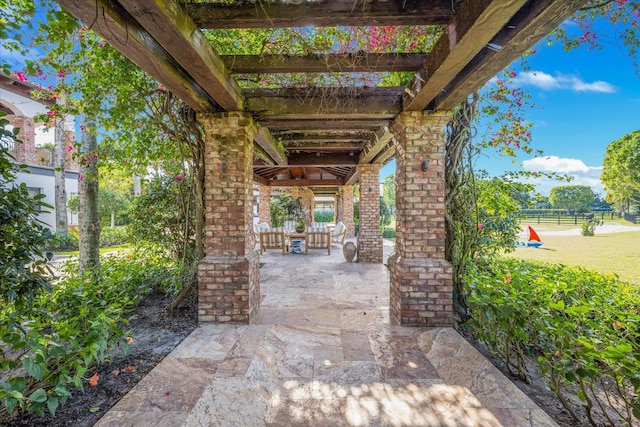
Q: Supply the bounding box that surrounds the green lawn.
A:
[54,244,131,256]
[506,226,640,285]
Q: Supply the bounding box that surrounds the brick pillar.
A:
[333,194,339,223]
[8,116,37,164]
[340,185,355,237]
[356,165,382,263]
[389,111,453,326]
[258,184,271,224]
[299,187,313,225]
[197,113,259,323]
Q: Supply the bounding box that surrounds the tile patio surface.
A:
[96,241,557,427]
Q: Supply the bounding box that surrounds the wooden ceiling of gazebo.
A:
[54,0,587,194]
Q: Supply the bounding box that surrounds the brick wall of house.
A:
[388,111,453,326]
[357,165,382,263]
[196,112,260,323]
[8,116,38,164]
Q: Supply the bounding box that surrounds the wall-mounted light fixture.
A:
[220,162,227,172]
[421,160,430,171]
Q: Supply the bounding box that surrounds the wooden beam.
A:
[247,96,400,117]
[260,119,391,130]
[253,143,275,166]
[287,152,358,167]
[359,126,394,164]
[254,126,287,166]
[185,1,456,29]
[431,0,590,110]
[372,143,396,165]
[0,75,56,105]
[253,173,269,186]
[268,179,344,187]
[285,142,364,152]
[222,53,427,74]
[403,0,527,111]
[54,0,215,112]
[344,167,360,185]
[118,0,243,111]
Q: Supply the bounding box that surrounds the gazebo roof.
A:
[54,0,588,194]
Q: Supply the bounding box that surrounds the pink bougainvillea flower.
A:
[13,71,28,82]
[504,273,512,284]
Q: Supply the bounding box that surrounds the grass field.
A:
[506,223,640,285]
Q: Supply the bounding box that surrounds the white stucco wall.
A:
[15,166,79,229]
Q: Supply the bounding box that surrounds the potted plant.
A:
[295,217,305,233]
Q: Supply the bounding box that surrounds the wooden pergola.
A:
[54,0,584,193]
[54,0,588,325]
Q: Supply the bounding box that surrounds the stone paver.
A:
[96,243,557,427]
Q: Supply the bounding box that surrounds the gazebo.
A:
[54,0,587,325]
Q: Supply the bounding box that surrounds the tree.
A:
[53,117,68,234]
[0,112,52,310]
[601,130,640,213]
[549,185,595,214]
[382,172,396,215]
[78,116,100,276]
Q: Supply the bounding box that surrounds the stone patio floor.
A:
[95,241,557,427]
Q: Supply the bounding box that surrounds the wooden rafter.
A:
[260,119,391,130]
[287,152,358,167]
[222,53,428,74]
[118,0,244,111]
[254,127,288,165]
[359,126,394,164]
[55,0,215,112]
[185,1,457,29]
[431,0,590,110]
[269,179,344,187]
[402,0,528,111]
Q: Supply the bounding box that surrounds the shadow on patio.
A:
[95,242,556,426]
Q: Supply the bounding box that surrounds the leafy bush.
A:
[0,249,181,421]
[466,258,640,426]
[382,228,396,239]
[100,226,129,247]
[581,217,603,236]
[313,211,334,223]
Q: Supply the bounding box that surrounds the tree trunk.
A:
[110,211,115,228]
[78,116,100,276]
[53,118,68,235]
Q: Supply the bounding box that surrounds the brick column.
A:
[389,111,453,326]
[333,194,339,223]
[258,184,271,224]
[340,185,355,237]
[357,165,382,263]
[197,113,259,323]
[8,116,37,164]
[299,187,314,225]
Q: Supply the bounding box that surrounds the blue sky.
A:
[382,26,640,197]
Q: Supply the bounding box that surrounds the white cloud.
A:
[513,71,616,93]
[521,156,605,196]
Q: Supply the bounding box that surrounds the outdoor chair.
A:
[259,227,287,255]
[305,226,331,255]
[331,221,347,246]
[283,220,296,233]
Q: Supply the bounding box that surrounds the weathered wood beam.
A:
[285,142,364,152]
[344,167,360,185]
[222,53,427,74]
[260,119,391,130]
[253,173,270,186]
[268,179,344,187]
[287,152,358,167]
[279,133,370,142]
[253,143,275,166]
[118,0,243,111]
[186,1,457,29]
[54,0,215,112]
[254,127,288,166]
[372,142,396,165]
[403,0,527,111]
[359,126,394,164]
[0,75,56,105]
[431,0,590,110]
[248,97,400,117]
